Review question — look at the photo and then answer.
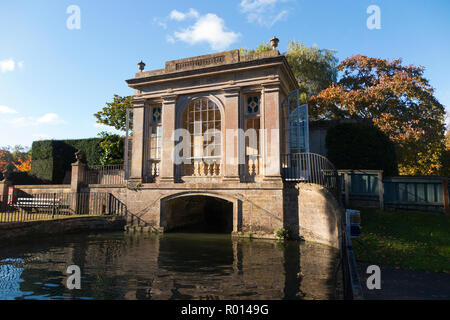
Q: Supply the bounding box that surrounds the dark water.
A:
[0,232,339,300]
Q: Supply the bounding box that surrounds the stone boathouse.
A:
[92,42,341,248]
[2,41,342,248]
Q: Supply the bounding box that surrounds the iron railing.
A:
[341,209,364,300]
[0,192,114,224]
[281,153,339,196]
[83,164,125,185]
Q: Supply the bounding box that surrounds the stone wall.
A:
[0,216,125,245]
[289,183,342,248]
[8,181,341,247]
[85,181,341,247]
[14,185,71,194]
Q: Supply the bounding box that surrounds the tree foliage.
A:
[285,41,338,103]
[98,132,124,165]
[326,122,398,176]
[241,40,338,104]
[13,155,32,172]
[239,41,272,56]
[94,95,133,131]
[310,55,446,176]
[0,145,31,173]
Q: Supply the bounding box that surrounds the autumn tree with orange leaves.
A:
[310,55,447,176]
[12,156,32,172]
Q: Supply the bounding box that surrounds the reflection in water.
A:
[0,232,339,300]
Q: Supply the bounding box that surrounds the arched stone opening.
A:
[162,195,234,233]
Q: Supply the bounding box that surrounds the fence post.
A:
[443,178,449,215]
[107,193,112,215]
[0,178,11,212]
[52,193,56,218]
[378,171,384,210]
[71,161,86,193]
[344,172,350,208]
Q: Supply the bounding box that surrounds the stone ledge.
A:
[0,216,126,246]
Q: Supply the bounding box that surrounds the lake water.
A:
[0,232,340,300]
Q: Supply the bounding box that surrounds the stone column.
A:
[443,178,449,215]
[70,160,86,214]
[160,94,177,182]
[70,161,86,192]
[0,176,11,211]
[261,82,282,180]
[378,171,384,210]
[223,86,241,181]
[130,98,145,182]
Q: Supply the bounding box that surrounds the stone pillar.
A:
[0,178,11,211]
[223,86,241,181]
[70,161,86,192]
[261,83,282,180]
[343,171,350,207]
[378,171,384,210]
[443,178,449,215]
[70,160,86,214]
[130,98,145,182]
[160,94,177,182]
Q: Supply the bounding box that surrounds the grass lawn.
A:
[352,208,450,273]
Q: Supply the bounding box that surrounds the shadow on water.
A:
[0,232,339,300]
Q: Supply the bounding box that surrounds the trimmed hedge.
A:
[30,138,102,184]
[326,122,398,176]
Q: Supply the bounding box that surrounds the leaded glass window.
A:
[246,96,260,115]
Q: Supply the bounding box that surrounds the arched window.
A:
[181,98,222,176]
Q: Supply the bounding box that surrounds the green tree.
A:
[94,95,133,131]
[285,41,338,104]
[98,132,124,165]
[241,40,338,104]
[310,55,446,175]
[239,41,272,56]
[441,129,450,176]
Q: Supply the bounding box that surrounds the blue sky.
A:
[1,0,449,147]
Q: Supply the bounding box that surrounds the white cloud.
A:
[36,113,66,125]
[9,113,66,127]
[153,17,168,29]
[0,105,18,114]
[170,8,199,21]
[173,13,240,51]
[239,0,290,27]
[0,59,24,73]
[0,59,15,73]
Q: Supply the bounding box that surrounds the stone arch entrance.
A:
[161,193,237,233]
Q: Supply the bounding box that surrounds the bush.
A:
[30,138,103,184]
[326,122,398,176]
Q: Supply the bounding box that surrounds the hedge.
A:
[325,122,398,176]
[30,138,103,184]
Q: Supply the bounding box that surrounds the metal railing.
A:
[341,209,364,300]
[83,164,125,185]
[0,192,112,224]
[281,153,339,196]
[108,194,157,230]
